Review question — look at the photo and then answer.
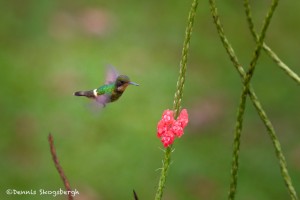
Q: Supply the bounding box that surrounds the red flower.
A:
[171,121,183,137]
[157,109,189,147]
[178,109,188,128]
[160,131,175,148]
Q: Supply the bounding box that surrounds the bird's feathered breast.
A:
[96,84,115,95]
[96,83,124,103]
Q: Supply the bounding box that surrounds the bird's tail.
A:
[73,90,95,98]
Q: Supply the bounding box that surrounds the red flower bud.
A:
[157,109,189,147]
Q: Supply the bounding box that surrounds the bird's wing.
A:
[105,65,119,84]
[95,94,111,107]
[95,85,113,107]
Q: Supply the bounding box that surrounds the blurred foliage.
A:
[0,0,299,199]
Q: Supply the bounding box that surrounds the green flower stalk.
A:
[244,0,300,85]
[173,0,198,119]
[209,0,298,199]
[244,1,299,199]
[229,0,278,196]
[154,0,198,199]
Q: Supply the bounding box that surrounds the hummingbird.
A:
[74,67,139,107]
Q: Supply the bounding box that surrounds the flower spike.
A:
[157,109,189,147]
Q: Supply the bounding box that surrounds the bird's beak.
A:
[129,81,139,86]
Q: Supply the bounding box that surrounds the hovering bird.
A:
[74,67,139,107]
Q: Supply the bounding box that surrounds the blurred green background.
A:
[0,1,299,199]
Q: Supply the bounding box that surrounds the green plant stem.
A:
[243,3,299,199]
[209,1,297,200]
[173,0,198,118]
[229,1,278,199]
[154,1,198,200]
[154,147,172,200]
[248,91,298,200]
[244,0,300,85]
